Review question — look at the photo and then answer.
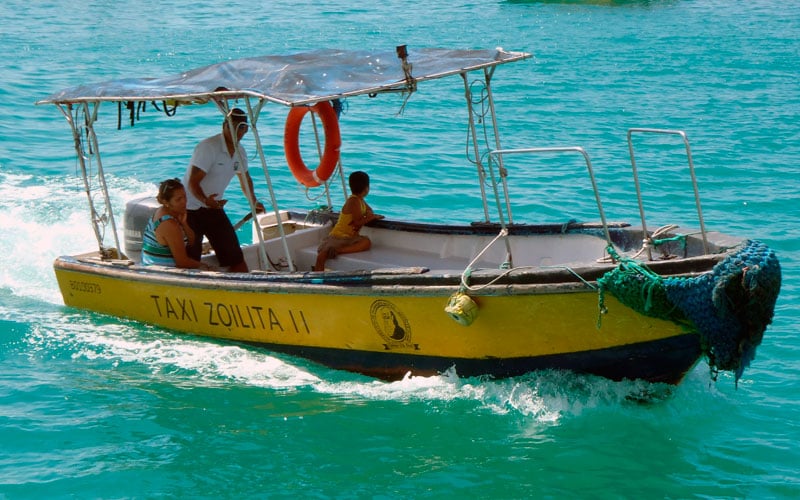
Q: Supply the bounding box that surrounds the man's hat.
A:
[228,107,248,123]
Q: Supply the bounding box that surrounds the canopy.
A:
[39,47,531,107]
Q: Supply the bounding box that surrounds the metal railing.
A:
[488,146,614,250]
[627,128,709,255]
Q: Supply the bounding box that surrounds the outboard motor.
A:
[124,196,160,264]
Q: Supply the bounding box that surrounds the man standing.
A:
[183,107,263,272]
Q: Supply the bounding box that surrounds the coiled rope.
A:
[597,224,688,263]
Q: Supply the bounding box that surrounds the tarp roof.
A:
[38,47,531,107]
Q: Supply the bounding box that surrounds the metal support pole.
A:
[82,102,123,258]
[483,67,514,225]
[483,67,514,266]
[461,73,491,222]
[243,97,297,272]
[61,103,106,254]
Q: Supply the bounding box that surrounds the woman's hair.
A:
[157,178,184,203]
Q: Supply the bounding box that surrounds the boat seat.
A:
[295,245,471,272]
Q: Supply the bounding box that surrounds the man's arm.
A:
[189,166,225,209]
[239,172,265,212]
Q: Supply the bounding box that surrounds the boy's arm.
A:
[364,202,383,222]
[349,200,383,230]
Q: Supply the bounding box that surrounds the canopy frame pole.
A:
[483,66,514,266]
[463,70,514,267]
[484,66,514,226]
[62,102,123,258]
[336,158,348,206]
[215,99,264,270]
[242,97,297,272]
[89,102,124,258]
[461,72,491,222]
[59,103,105,254]
[233,98,270,271]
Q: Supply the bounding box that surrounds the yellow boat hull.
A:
[55,256,701,383]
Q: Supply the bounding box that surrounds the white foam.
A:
[0,172,151,304]
[24,304,680,423]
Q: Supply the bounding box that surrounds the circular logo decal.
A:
[370,300,412,348]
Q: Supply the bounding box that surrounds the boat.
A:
[38,46,781,385]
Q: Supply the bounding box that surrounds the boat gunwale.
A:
[54,248,730,297]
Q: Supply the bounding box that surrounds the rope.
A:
[459,228,596,293]
[597,224,689,263]
[116,100,179,129]
[459,229,508,291]
[150,100,178,117]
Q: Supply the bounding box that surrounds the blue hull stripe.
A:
[243,334,702,384]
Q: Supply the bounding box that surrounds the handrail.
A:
[626,128,709,255]
[488,146,613,249]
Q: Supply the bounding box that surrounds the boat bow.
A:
[599,239,781,383]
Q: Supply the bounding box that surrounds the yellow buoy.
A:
[445,292,478,326]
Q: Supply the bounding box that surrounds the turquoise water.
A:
[2,0,798,497]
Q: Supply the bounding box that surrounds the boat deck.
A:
[241,218,614,274]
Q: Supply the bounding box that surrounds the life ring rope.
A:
[284,101,341,187]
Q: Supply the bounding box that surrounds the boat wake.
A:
[0,171,151,304]
[18,306,684,425]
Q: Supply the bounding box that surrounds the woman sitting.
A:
[142,178,209,269]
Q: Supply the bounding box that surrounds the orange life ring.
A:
[284,101,341,187]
